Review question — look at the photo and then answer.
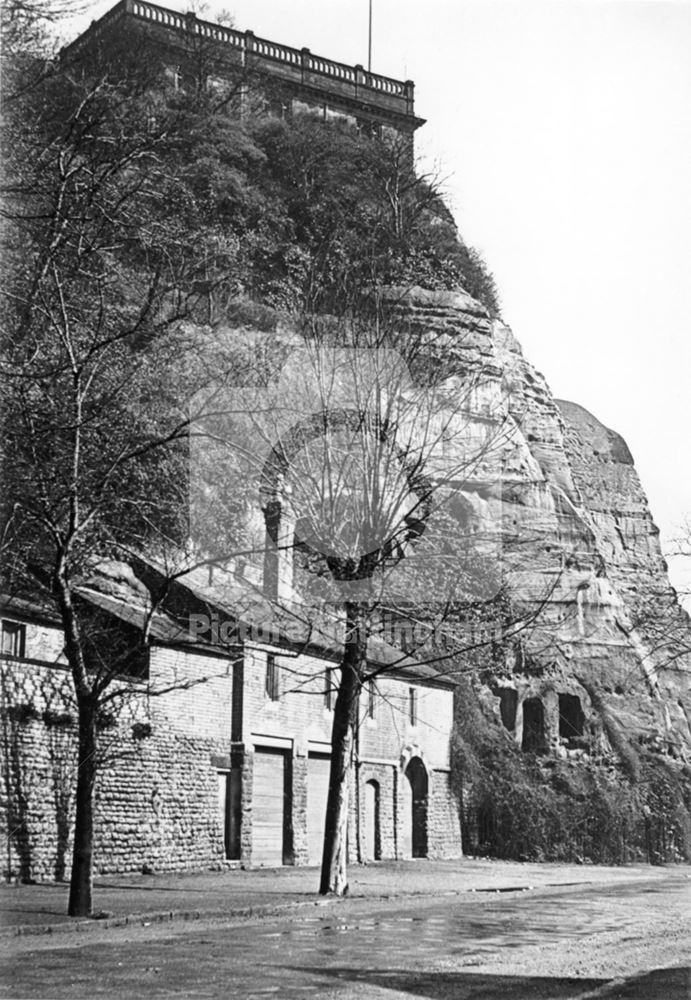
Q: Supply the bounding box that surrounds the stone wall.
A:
[427,770,462,859]
[0,659,76,882]
[0,639,235,881]
[1,627,461,881]
[354,762,397,860]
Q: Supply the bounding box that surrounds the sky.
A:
[63,0,691,592]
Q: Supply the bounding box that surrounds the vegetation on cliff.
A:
[452,676,691,864]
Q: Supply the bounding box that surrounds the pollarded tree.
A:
[191,289,555,895]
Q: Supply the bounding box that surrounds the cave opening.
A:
[559,693,585,740]
[521,697,545,752]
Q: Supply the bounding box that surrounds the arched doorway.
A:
[401,757,428,858]
[364,780,380,860]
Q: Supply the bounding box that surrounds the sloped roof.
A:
[74,588,193,647]
[132,555,455,687]
[0,592,60,625]
[1,565,457,688]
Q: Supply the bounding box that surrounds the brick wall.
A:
[358,674,453,769]
[243,643,460,866]
[245,644,453,766]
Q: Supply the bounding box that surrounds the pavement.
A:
[1,857,685,938]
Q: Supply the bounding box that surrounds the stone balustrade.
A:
[62,0,417,121]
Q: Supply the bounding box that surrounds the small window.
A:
[408,687,417,726]
[1,621,26,659]
[324,667,334,710]
[367,679,376,720]
[265,653,280,701]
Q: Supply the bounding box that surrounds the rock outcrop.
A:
[384,286,691,760]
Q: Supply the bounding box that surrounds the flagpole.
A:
[368,0,372,71]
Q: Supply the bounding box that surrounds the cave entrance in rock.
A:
[404,757,428,858]
[521,698,545,753]
[559,694,585,740]
[496,687,518,732]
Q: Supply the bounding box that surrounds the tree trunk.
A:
[67,697,97,917]
[319,602,367,895]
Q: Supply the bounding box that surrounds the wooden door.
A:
[252,748,286,866]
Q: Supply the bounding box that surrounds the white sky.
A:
[64,0,691,592]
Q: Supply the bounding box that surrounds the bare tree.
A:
[0,50,249,914]
[1,0,86,56]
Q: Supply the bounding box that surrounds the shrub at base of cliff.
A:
[451,677,691,864]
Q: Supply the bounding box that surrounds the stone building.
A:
[0,571,460,881]
[61,0,424,142]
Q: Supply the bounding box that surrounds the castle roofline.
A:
[61,0,425,132]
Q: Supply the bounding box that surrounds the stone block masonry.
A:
[1,605,462,882]
[61,0,424,139]
[0,644,235,882]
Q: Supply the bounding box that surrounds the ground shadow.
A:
[601,966,691,999]
[289,965,691,999]
[289,966,606,999]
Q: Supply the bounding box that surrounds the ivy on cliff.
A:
[451,677,691,864]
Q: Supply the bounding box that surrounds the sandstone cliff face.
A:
[384,287,691,761]
[198,286,690,765]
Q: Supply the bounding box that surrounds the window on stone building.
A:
[265,653,280,701]
[1,620,26,658]
[408,687,417,726]
[559,694,585,740]
[367,679,376,720]
[324,667,334,710]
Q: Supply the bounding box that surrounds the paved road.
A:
[2,874,690,999]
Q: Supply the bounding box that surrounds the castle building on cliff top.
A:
[60,0,425,142]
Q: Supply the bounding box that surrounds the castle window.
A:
[265,653,280,701]
[1,620,26,659]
